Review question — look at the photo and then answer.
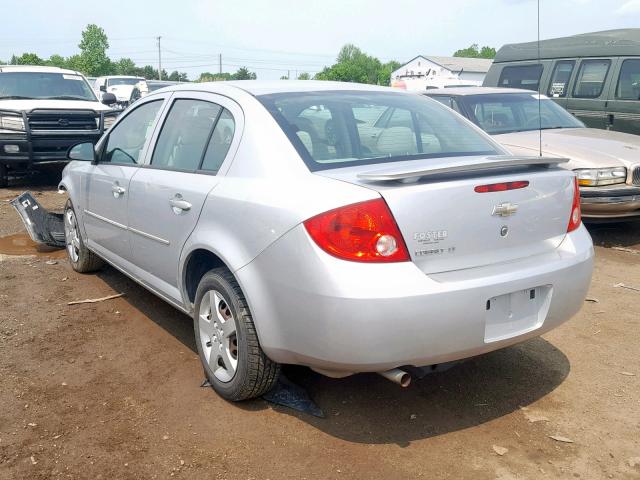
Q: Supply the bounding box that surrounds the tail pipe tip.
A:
[378,368,411,387]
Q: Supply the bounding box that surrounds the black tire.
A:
[0,163,8,188]
[64,200,104,273]
[194,268,280,401]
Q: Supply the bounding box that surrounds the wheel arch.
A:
[181,247,232,307]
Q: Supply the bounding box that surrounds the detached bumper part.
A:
[10,192,65,248]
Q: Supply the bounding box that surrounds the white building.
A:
[391,55,493,91]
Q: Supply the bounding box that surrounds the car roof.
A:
[158,80,396,97]
[424,87,536,96]
[0,65,84,75]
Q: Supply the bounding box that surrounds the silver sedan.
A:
[60,81,594,401]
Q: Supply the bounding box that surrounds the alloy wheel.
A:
[64,209,80,263]
[198,290,239,382]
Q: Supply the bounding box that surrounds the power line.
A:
[163,36,337,59]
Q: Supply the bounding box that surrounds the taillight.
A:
[567,176,582,232]
[474,181,529,193]
[303,198,410,263]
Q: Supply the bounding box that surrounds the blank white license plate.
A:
[484,286,552,343]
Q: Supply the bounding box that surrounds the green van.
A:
[483,29,640,135]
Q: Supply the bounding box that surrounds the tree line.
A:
[1,24,495,85]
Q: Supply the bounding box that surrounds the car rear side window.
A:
[548,60,575,97]
[201,108,235,172]
[257,90,500,171]
[616,59,640,100]
[103,100,163,164]
[573,59,611,98]
[497,64,544,91]
[151,99,221,172]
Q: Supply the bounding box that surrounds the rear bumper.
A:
[580,185,640,218]
[236,224,594,373]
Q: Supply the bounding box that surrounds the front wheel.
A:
[64,200,104,273]
[194,268,280,401]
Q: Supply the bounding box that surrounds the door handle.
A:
[111,184,126,198]
[169,198,192,213]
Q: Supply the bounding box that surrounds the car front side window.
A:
[498,64,544,91]
[103,100,163,164]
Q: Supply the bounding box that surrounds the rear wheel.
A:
[194,268,279,401]
[64,200,104,273]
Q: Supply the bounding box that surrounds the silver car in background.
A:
[60,81,594,401]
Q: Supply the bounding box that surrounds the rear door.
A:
[605,57,640,135]
[83,98,165,263]
[126,92,241,302]
[566,58,612,129]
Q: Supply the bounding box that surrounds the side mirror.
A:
[101,92,117,106]
[99,85,107,92]
[67,142,96,162]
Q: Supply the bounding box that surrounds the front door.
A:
[605,57,640,135]
[83,99,165,263]
[127,94,239,303]
[566,58,612,129]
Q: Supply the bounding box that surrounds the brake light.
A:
[474,181,529,193]
[303,198,410,263]
[567,176,582,233]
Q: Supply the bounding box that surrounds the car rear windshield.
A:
[257,90,501,171]
[0,72,97,101]
[458,93,585,135]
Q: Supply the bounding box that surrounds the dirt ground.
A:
[1,170,639,480]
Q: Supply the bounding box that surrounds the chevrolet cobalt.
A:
[60,81,594,400]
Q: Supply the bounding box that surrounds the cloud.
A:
[616,0,640,14]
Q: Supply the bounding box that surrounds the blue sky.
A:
[1,0,640,80]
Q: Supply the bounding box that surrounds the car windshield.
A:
[258,90,501,171]
[0,72,97,101]
[458,93,585,135]
[107,78,141,87]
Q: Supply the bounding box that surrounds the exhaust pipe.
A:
[378,368,411,387]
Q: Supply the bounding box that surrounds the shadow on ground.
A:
[585,220,640,248]
[96,264,570,446]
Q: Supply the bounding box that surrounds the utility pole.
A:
[157,36,162,80]
[218,53,222,74]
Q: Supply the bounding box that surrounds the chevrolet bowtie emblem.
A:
[492,202,518,217]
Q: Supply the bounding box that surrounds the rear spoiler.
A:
[357,156,570,182]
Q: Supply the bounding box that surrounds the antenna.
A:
[537,0,542,156]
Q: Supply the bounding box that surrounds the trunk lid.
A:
[316,155,575,274]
